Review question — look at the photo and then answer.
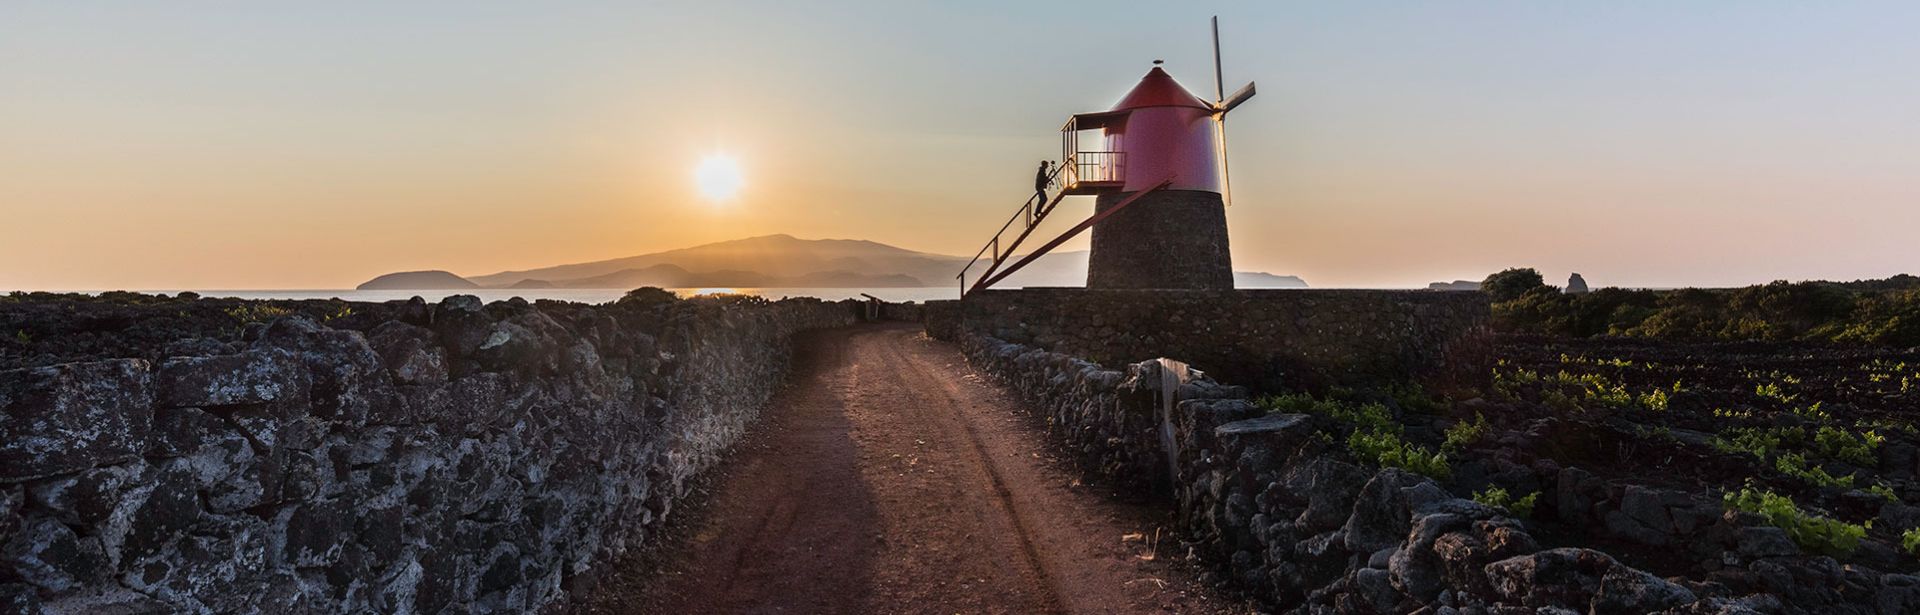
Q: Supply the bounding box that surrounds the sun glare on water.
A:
[695,153,744,202]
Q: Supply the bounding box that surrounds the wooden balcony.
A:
[1060,151,1125,195]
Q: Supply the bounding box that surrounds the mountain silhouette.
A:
[361,234,1305,290]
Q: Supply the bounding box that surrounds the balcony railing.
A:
[1065,151,1125,187]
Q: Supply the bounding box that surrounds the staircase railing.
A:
[965,178,1171,294]
[955,160,1073,295]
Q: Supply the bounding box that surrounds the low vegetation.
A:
[1255,393,1451,480]
[1487,271,1920,346]
[1723,484,1866,556]
[225,304,295,324]
[1472,486,1539,518]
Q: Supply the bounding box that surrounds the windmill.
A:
[958,17,1260,294]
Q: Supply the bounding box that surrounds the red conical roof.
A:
[1112,66,1213,111]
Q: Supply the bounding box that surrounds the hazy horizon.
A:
[5,1,1917,291]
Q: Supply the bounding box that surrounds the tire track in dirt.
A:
[568,323,1247,615]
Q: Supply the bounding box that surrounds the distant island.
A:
[357,234,1308,290]
[358,270,480,290]
[1426,280,1482,291]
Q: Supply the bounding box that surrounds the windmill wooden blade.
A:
[1217,116,1233,206]
[1218,82,1256,114]
[1212,16,1225,102]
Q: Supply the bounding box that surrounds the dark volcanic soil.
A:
[566,323,1246,615]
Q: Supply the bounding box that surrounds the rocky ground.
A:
[958,326,1920,614]
[1251,334,1920,612]
[1450,336,1920,582]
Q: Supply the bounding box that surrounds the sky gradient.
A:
[3,1,1916,290]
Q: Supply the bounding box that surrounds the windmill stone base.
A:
[1087,189,1234,289]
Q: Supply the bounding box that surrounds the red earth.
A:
[565,323,1246,614]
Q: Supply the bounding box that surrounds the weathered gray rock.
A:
[0,584,36,613]
[275,498,350,567]
[0,488,21,545]
[1354,567,1404,612]
[101,463,200,563]
[1737,526,1799,559]
[28,464,141,526]
[0,359,152,482]
[1216,413,1312,439]
[38,585,173,614]
[121,514,270,612]
[4,517,111,593]
[1390,512,1471,602]
[1593,565,1695,614]
[368,321,448,386]
[1566,273,1590,294]
[146,406,228,458]
[1556,466,1602,524]
[256,317,396,425]
[1294,459,1370,532]
[155,348,306,408]
[1344,469,1428,553]
[1876,574,1920,614]
[433,295,494,360]
[1487,548,1598,605]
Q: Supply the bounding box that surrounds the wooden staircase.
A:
[956,175,1172,297]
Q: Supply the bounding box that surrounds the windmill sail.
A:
[1210,16,1256,206]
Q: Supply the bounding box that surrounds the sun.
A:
[694,153,744,202]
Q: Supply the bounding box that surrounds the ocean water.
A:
[167,287,965,304]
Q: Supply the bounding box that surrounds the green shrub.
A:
[1636,388,1670,412]
[1775,453,1854,489]
[1443,413,1490,452]
[1789,402,1832,423]
[1489,275,1920,346]
[1483,268,1550,303]
[1348,430,1451,480]
[322,304,354,323]
[1257,394,1397,435]
[1263,392,1451,480]
[1868,483,1899,503]
[1857,417,1917,436]
[225,304,294,324]
[1710,426,1804,460]
[1903,527,1920,556]
[1723,484,1866,556]
[617,286,679,307]
[1473,487,1540,518]
[1755,382,1796,404]
[1813,426,1882,466]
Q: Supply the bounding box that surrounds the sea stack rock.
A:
[1566,273,1590,295]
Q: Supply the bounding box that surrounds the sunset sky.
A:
[3,1,1916,291]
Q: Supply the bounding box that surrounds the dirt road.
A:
[570,323,1243,614]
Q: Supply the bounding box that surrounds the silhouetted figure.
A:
[1034,160,1052,204]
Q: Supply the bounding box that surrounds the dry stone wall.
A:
[0,293,856,613]
[955,330,1920,613]
[926,289,1494,394]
